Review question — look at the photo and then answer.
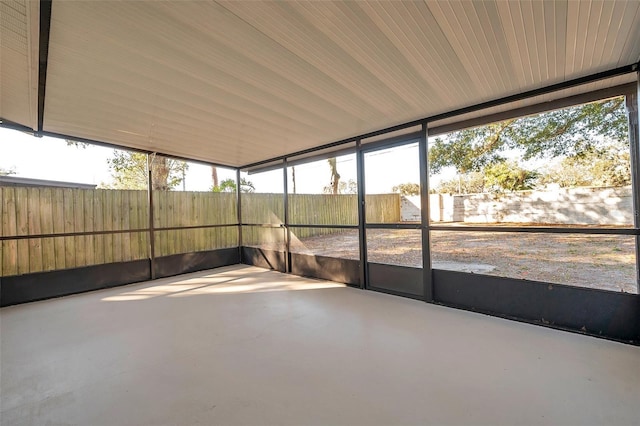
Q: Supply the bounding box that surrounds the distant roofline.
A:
[0,175,97,189]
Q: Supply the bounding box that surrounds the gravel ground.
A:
[278,228,637,294]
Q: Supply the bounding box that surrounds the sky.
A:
[1,127,426,194]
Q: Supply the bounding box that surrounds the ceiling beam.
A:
[37,0,53,134]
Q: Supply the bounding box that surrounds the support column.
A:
[148,154,156,279]
[236,168,243,263]
[626,77,640,292]
[283,160,291,273]
[356,140,367,289]
[419,122,433,302]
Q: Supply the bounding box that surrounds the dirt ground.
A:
[282,228,637,294]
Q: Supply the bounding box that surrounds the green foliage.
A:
[484,161,539,192]
[105,152,187,190]
[540,146,631,188]
[213,178,255,193]
[65,139,89,149]
[392,182,420,195]
[434,172,485,194]
[430,121,510,174]
[429,97,628,175]
[323,179,357,194]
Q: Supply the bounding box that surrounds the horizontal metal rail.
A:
[3,222,636,241]
[0,223,239,241]
[428,225,638,235]
[287,224,358,229]
[365,223,422,230]
[155,224,237,232]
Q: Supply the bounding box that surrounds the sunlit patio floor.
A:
[1,264,639,425]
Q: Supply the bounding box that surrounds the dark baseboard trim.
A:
[1,248,241,307]
[3,249,637,345]
[154,248,240,279]
[290,253,360,286]
[368,262,424,297]
[241,247,286,272]
[1,259,151,307]
[433,269,640,345]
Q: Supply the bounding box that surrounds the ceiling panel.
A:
[2,0,638,167]
[0,0,38,130]
[428,74,638,134]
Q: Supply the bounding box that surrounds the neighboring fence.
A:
[1,187,150,276]
[1,187,401,276]
[403,186,633,225]
[241,193,400,244]
[153,191,238,257]
[6,183,629,276]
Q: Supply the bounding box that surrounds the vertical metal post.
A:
[418,122,433,302]
[626,79,640,292]
[236,168,243,263]
[356,140,367,289]
[283,160,291,273]
[148,154,156,280]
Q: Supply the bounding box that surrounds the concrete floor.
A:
[1,265,639,426]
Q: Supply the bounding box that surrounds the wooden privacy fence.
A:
[1,187,400,276]
[241,193,400,244]
[1,187,150,277]
[153,191,237,257]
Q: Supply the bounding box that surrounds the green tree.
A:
[484,161,538,192]
[213,178,255,193]
[106,152,188,190]
[392,182,420,196]
[429,97,628,175]
[434,172,485,194]
[540,146,631,188]
[323,178,357,194]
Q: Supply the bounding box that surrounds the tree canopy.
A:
[392,182,420,196]
[429,97,628,175]
[483,161,539,192]
[213,178,255,193]
[323,179,356,194]
[434,172,485,194]
[539,145,631,188]
[105,152,188,190]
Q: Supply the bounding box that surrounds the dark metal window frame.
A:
[2,60,639,341]
[2,67,638,292]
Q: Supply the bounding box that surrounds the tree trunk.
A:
[291,166,296,194]
[151,155,171,190]
[328,158,340,194]
[211,167,219,189]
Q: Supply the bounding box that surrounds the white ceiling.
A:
[0,0,39,130]
[2,0,640,167]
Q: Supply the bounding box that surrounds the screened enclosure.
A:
[1,0,640,344]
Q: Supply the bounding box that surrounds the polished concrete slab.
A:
[1,264,639,425]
